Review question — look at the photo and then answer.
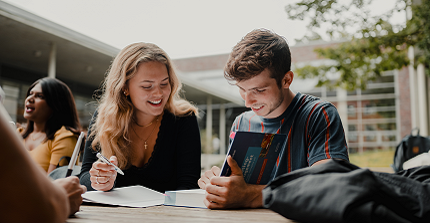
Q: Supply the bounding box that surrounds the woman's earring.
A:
[124,91,128,96]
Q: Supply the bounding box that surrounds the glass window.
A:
[326,90,337,97]
[361,87,395,95]
[347,90,357,96]
[348,124,357,131]
[364,124,376,131]
[377,123,396,130]
[307,92,322,97]
[348,132,358,142]
[348,147,359,153]
[347,104,356,117]
[364,134,377,142]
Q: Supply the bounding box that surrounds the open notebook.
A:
[82,186,207,208]
[82,186,165,208]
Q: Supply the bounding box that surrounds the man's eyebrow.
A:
[236,85,267,91]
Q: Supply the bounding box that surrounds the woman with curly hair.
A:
[79,42,201,193]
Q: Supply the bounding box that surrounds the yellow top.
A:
[18,126,78,172]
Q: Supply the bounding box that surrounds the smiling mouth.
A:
[252,105,264,110]
[148,99,162,105]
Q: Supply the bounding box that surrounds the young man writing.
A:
[198,29,349,209]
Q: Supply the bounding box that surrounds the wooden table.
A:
[67,204,295,223]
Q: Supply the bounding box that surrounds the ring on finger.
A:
[96,177,100,184]
[97,170,100,177]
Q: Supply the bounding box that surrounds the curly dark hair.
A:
[224,29,291,88]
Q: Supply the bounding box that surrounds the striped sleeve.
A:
[306,103,349,166]
[229,114,243,145]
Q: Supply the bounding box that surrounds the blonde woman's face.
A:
[126,61,171,118]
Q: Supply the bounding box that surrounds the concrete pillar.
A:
[394,70,402,143]
[48,42,56,78]
[408,46,418,129]
[428,78,430,134]
[357,88,363,153]
[321,86,327,99]
[417,63,428,136]
[336,88,348,138]
[219,103,226,155]
[206,96,212,153]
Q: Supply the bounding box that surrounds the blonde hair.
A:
[90,42,198,169]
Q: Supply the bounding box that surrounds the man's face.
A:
[236,68,287,119]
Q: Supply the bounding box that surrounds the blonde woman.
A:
[79,43,201,193]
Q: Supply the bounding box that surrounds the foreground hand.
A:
[204,156,264,209]
[198,165,220,190]
[53,176,87,216]
[90,156,118,191]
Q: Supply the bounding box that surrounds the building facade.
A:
[290,41,414,153]
[2,1,426,171]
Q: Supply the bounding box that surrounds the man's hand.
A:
[53,176,87,216]
[203,156,265,209]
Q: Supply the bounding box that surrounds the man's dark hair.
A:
[224,28,291,88]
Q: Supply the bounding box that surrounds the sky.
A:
[4,0,401,59]
[4,0,307,59]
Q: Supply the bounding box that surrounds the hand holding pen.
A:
[96,153,124,175]
[89,153,123,191]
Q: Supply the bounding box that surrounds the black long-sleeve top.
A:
[79,110,201,193]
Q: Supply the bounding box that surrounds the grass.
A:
[348,149,395,168]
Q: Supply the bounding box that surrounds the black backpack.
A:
[392,128,430,172]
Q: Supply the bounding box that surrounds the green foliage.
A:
[413,0,430,71]
[286,0,430,89]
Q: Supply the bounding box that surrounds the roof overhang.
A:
[0,1,244,106]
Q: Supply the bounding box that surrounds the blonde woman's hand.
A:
[89,156,118,191]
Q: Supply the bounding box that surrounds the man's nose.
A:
[243,92,255,108]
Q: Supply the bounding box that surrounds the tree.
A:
[286,0,430,90]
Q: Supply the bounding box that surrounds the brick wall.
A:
[173,54,229,72]
[172,41,342,72]
[398,66,412,138]
[290,41,341,63]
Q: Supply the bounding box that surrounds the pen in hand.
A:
[96,152,125,175]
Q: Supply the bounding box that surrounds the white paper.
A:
[82,185,165,208]
[164,189,207,208]
[403,151,430,170]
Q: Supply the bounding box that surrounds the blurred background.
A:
[1,0,428,172]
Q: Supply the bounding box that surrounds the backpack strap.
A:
[56,156,71,168]
[411,127,420,136]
